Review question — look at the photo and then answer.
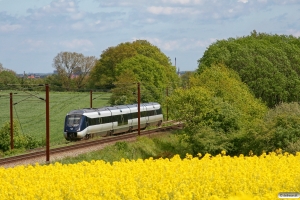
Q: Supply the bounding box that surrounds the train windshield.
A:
[66,114,82,127]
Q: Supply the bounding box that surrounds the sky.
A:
[0,0,300,74]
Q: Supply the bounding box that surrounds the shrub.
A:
[0,120,41,153]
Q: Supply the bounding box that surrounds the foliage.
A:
[111,55,171,104]
[0,70,20,89]
[89,40,179,104]
[52,52,97,91]
[166,64,267,155]
[198,31,300,107]
[243,102,300,155]
[44,74,64,91]
[90,40,172,87]
[109,70,138,105]
[0,120,40,153]
[179,71,195,89]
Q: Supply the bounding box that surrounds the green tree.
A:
[244,102,300,155]
[110,70,138,105]
[167,64,267,155]
[198,31,300,107]
[89,42,137,89]
[90,40,179,104]
[44,74,63,91]
[179,71,195,89]
[89,40,179,90]
[0,70,20,89]
[111,55,170,105]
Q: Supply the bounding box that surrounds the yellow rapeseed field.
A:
[0,151,300,199]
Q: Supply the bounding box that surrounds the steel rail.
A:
[0,123,183,166]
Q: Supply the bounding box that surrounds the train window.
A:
[117,114,128,126]
[128,113,133,120]
[123,114,129,125]
[67,114,81,127]
[132,112,138,119]
[112,115,118,122]
[87,117,99,126]
[141,111,147,117]
[147,110,155,116]
[102,116,112,124]
[156,108,162,115]
[119,115,124,125]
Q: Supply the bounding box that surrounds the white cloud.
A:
[133,37,213,51]
[161,0,204,5]
[71,22,84,30]
[163,0,189,4]
[0,24,21,32]
[59,39,93,49]
[147,6,199,15]
[145,18,156,23]
[287,29,300,37]
[38,0,77,16]
[24,39,45,47]
[237,0,248,3]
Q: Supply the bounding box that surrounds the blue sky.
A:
[0,0,299,74]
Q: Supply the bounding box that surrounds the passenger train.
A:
[64,102,163,141]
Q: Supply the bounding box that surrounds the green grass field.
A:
[0,90,111,146]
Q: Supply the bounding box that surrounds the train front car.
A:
[64,110,88,141]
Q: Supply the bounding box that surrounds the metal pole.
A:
[138,82,140,136]
[46,84,50,162]
[90,90,92,108]
[166,87,169,121]
[10,93,14,150]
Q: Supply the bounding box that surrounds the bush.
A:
[0,120,41,153]
[243,102,300,155]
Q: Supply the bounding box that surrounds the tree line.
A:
[198,30,300,108]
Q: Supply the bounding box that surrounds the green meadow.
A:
[0,90,111,146]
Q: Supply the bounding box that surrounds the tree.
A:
[73,56,97,90]
[53,52,96,91]
[89,40,178,90]
[110,54,170,105]
[179,71,195,89]
[167,64,267,155]
[44,74,63,91]
[0,70,20,89]
[89,40,179,104]
[0,62,3,72]
[197,31,300,107]
[110,70,138,105]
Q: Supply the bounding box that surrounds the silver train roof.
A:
[67,102,161,115]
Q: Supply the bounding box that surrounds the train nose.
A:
[65,132,77,141]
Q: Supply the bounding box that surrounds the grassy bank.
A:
[53,130,190,164]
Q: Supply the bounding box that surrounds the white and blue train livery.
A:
[64,102,163,140]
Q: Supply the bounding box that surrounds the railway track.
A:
[0,122,183,168]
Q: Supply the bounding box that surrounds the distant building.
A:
[17,72,53,78]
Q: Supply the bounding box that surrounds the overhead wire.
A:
[13,105,25,135]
